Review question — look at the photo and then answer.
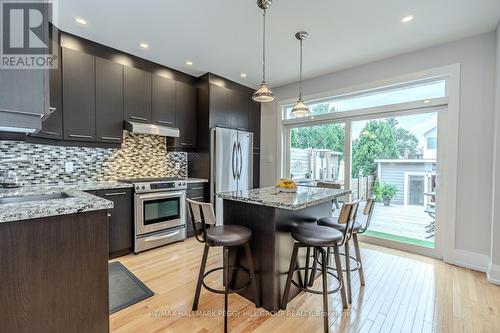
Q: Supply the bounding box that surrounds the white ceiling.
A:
[58,0,500,89]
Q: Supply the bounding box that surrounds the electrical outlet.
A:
[65,162,74,173]
[175,162,181,170]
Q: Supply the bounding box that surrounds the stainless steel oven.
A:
[124,178,187,253]
[135,190,185,235]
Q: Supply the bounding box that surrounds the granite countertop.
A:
[0,183,120,223]
[217,186,351,210]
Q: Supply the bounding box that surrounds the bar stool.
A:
[281,201,359,333]
[187,199,259,333]
[317,196,375,304]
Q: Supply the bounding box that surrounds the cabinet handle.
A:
[101,136,121,141]
[189,186,204,190]
[236,128,248,131]
[107,213,112,217]
[104,192,127,196]
[191,196,204,200]
[69,134,93,139]
[157,120,173,125]
[39,130,60,136]
[130,116,148,121]
[180,143,193,146]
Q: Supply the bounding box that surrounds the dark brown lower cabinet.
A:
[0,210,109,333]
[186,182,208,237]
[95,189,133,258]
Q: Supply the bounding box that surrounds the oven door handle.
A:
[143,231,181,242]
[136,191,185,201]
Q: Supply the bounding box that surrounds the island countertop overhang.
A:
[217,186,351,210]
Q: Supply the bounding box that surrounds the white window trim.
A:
[275,63,461,262]
[403,171,429,206]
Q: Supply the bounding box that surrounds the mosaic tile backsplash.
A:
[0,131,187,185]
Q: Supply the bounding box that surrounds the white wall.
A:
[261,32,497,262]
[260,102,278,187]
[489,24,500,283]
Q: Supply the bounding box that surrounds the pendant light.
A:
[291,31,310,117]
[252,0,275,103]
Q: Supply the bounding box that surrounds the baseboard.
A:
[444,248,490,272]
[487,262,500,285]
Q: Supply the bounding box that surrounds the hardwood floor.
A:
[110,238,500,333]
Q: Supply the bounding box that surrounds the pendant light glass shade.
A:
[291,31,310,117]
[291,98,310,117]
[253,1,274,103]
[253,82,274,103]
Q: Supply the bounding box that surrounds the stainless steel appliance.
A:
[121,177,187,253]
[210,127,253,225]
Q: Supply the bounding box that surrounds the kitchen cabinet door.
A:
[248,99,261,148]
[209,84,232,128]
[95,57,124,143]
[62,47,96,142]
[152,75,176,127]
[95,189,133,258]
[231,90,250,131]
[124,66,152,123]
[175,81,197,148]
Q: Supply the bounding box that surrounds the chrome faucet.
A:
[0,157,33,188]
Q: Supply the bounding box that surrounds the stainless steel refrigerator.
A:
[210,127,253,225]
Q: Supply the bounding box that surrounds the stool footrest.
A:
[201,266,252,295]
[290,265,342,295]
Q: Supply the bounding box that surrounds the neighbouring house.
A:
[376,159,436,206]
[422,126,437,159]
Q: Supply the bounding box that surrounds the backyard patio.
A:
[333,202,435,248]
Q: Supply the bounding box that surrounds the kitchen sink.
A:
[0,192,72,205]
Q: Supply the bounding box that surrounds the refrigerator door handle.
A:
[232,141,237,180]
[238,142,243,179]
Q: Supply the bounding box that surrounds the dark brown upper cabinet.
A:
[175,81,197,148]
[209,84,232,129]
[231,89,250,131]
[124,66,152,123]
[95,57,124,143]
[152,75,176,127]
[248,100,261,148]
[62,47,96,142]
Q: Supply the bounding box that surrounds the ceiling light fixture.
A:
[252,0,274,103]
[75,17,87,25]
[241,73,247,78]
[139,43,149,49]
[186,60,193,66]
[401,14,414,23]
[291,31,310,118]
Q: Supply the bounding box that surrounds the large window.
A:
[283,79,446,120]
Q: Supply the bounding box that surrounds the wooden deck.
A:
[331,202,434,245]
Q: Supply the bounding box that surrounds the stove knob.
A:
[136,186,140,190]
[177,182,181,186]
[182,182,186,186]
[141,185,146,190]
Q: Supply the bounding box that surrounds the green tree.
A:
[351,120,399,177]
[395,127,419,158]
[290,123,345,158]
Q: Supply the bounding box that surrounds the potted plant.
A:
[377,183,398,206]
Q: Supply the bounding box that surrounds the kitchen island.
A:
[217,186,350,311]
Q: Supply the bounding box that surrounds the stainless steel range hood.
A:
[124,121,180,137]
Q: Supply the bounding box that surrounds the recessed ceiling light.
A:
[75,17,87,25]
[139,43,149,49]
[241,73,247,78]
[186,60,193,66]
[424,99,431,104]
[401,15,414,23]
